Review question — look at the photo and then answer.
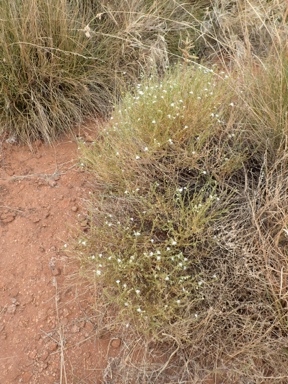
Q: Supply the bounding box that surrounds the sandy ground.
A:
[0,126,120,383]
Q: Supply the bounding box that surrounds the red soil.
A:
[0,125,120,383]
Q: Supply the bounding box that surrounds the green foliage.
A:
[78,60,288,381]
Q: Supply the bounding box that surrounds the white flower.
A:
[171,240,177,245]
[134,231,141,236]
[144,147,148,151]
[137,307,142,313]
[116,280,120,284]
[165,276,170,281]
[91,255,95,260]
[152,120,156,124]
[135,155,140,160]
[156,256,161,261]
[195,313,198,318]
[176,300,181,305]
[96,270,101,276]
[135,289,141,295]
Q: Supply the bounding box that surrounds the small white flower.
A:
[82,241,86,246]
[171,240,177,245]
[150,239,154,243]
[195,313,198,318]
[134,231,141,236]
[165,276,170,281]
[137,307,142,313]
[144,147,148,151]
[202,171,207,175]
[229,102,235,107]
[166,247,170,251]
[198,281,203,286]
[99,253,103,258]
[212,274,217,279]
[91,255,95,260]
[124,302,129,306]
[135,289,141,294]
[116,280,120,284]
[156,256,161,261]
[135,155,140,160]
[168,139,174,145]
[176,300,181,305]
[96,270,101,276]
[152,120,156,124]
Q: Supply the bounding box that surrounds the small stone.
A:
[48,179,57,188]
[48,342,58,352]
[28,350,37,360]
[40,350,49,361]
[71,206,78,212]
[7,304,16,314]
[20,371,33,383]
[51,267,61,276]
[1,212,16,223]
[111,338,121,349]
[84,321,94,333]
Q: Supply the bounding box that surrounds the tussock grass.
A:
[196,0,288,63]
[77,57,288,382]
[0,0,198,144]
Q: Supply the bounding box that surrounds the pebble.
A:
[48,179,57,188]
[51,267,61,276]
[48,342,58,352]
[111,338,121,349]
[71,206,78,212]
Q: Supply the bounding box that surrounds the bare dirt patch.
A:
[0,127,120,383]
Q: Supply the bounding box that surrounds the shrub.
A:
[77,61,288,382]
